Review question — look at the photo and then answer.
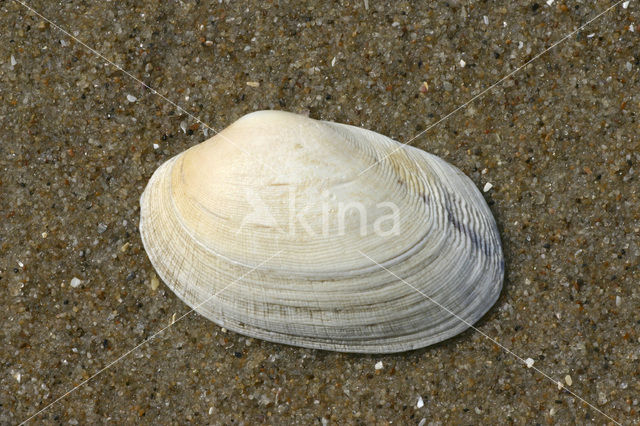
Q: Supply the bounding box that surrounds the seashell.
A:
[139,110,504,353]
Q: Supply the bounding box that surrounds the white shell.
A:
[139,111,504,353]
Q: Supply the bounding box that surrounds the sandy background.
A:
[1,0,638,424]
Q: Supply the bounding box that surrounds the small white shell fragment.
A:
[70,277,82,288]
[17,260,24,268]
[557,380,563,390]
[623,1,629,8]
[126,94,137,103]
[139,111,504,353]
[630,24,635,32]
[525,358,535,368]
[208,407,214,415]
[246,81,260,87]
[565,374,572,386]
[180,121,188,133]
[587,33,595,38]
[418,419,426,426]
[10,55,17,67]
[150,274,160,291]
[546,0,554,5]
[417,396,424,408]
[483,182,493,192]
[616,295,622,307]
[13,371,21,383]
[483,16,489,25]
[153,143,160,150]
[459,59,466,68]
[331,56,337,67]
[598,392,608,405]
[374,361,383,370]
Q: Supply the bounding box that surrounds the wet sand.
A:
[1,1,638,424]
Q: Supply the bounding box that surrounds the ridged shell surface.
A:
[140,110,504,353]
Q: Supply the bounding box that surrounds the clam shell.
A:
[140,110,504,353]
